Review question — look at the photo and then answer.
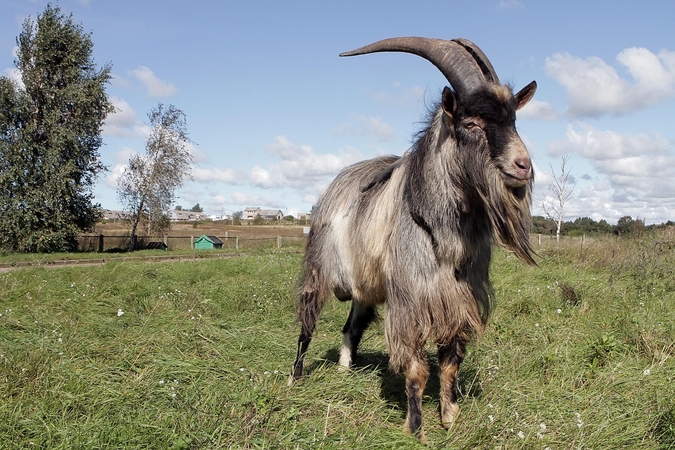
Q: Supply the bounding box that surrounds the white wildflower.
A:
[117,309,124,317]
[488,415,494,423]
[517,430,525,439]
[643,369,651,376]
[556,309,562,314]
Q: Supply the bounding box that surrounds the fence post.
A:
[235,236,239,250]
[190,235,194,249]
[225,231,229,241]
[98,234,104,252]
[277,235,282,249]
[164,234,168,250]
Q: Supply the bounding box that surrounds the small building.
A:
[243,207,284,221]
[146,241,168,250]
[170,210,208,222]
[103,209,133,221]
[194,235,224,250]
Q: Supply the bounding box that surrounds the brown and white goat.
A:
[289,37,537,443]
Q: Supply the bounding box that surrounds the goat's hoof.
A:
[404,419,428,445]
[287,373,301,386]
[441,403,460,429]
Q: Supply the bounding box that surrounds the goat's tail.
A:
[289,265,328,384]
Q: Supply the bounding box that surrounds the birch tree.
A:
[117,104,192,251]
[541,153,575,242]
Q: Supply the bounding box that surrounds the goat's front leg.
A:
[403,358,430,444]
[437,339,466,428]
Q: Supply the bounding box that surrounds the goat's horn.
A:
[340,37,499,95]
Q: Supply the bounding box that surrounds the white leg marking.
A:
[338,334,352,368]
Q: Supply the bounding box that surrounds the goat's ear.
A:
[514,80,537,111]
[442,86,456,118]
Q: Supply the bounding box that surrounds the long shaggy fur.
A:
[291,64,536,442]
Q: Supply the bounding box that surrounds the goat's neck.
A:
[405,128,492,265]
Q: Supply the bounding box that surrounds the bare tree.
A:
[117,104,193,251]
[541,153,575,242]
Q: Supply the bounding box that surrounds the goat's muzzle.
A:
[502,156,532,187]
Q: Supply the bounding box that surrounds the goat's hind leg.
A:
[289,271,328,384]
[437,338,466,428]
[339,299,376,368]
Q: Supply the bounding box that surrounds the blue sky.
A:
[1,0,674,224]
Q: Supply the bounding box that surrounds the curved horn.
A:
[340,37,499,96]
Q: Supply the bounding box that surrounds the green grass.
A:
[1,236,674,448]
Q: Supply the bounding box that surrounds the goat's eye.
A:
[465,121,481,130]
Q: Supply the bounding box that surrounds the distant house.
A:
[169,210,208,222]
[194,235,223,249]
[243,207,284,221]
[103,209,133,221]
[243,207,261,220]
[209,214,231,221]
[297,212,312,222]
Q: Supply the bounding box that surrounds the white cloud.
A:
[545,122,675,223]
[332,115,396,142]
[187,143,208,163]
[517,99,557,121]
[110,72,131,89]
[372,86,425,108]
[230,192,285,209]
[191,166,241,184]
[2,67,23,89]
[102,96,150,138]
[545,47,675,117]
[3,47,23,88]
[129,66,177,98]
[104,146,137,189]
[247,136,363,201]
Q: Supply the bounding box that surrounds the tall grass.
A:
[1,234,673,448]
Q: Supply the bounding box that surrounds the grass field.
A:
[1,231,674,448]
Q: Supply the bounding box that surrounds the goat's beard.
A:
[480,170,535,265]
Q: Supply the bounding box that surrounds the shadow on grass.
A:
[307,347,483,417]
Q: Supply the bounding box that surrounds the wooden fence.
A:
[78,234,307,252]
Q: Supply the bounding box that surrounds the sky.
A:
[1,0,674,225]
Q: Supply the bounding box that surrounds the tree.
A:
[190,203,203,213]
[0,5,113,252]
[175,205,183,211]
[615,215,635,236]
[252,213,264,225]
[232,210,242,225]
[541,153,576,243]
[117,104,193,251]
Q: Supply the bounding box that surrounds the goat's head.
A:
[340,37,536,194]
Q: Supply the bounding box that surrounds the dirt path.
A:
[0,251,302,272]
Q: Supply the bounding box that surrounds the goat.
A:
[289,37,537,443]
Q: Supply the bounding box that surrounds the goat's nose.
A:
[514,157,532,178]
[515,157,531,171]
